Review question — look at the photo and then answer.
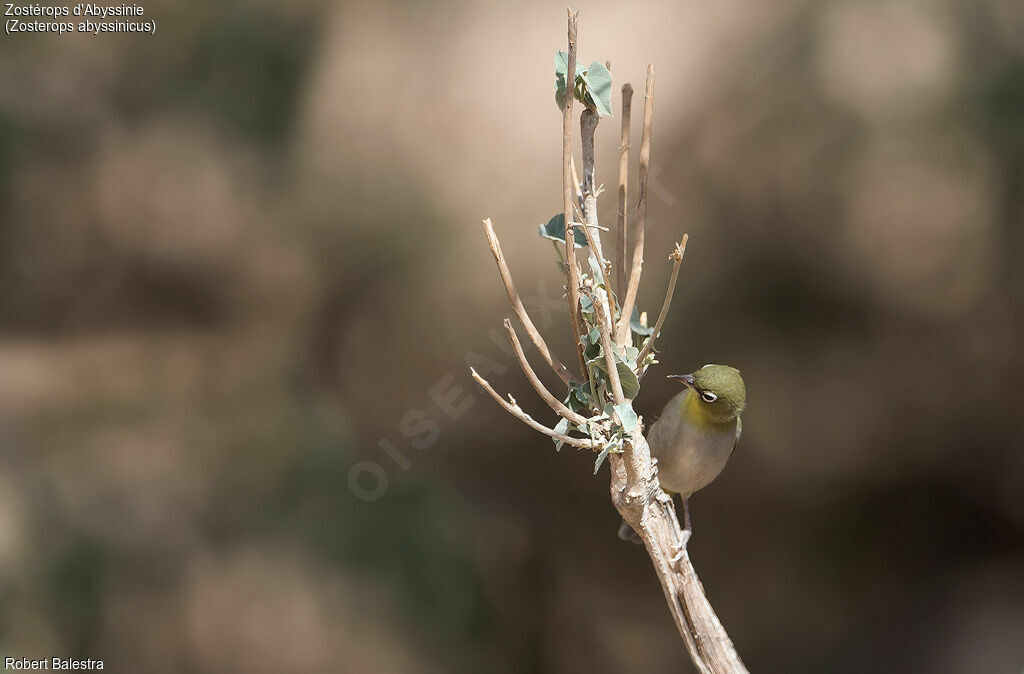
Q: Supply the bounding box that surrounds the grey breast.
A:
[646,390,738,496]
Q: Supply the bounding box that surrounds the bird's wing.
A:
[733,416,742,449]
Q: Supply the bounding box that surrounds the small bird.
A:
[618,364,746,542]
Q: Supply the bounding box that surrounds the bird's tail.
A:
[616,518,643,544]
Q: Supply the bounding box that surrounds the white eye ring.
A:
[701,391,718,403]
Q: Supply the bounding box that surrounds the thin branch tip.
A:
[503,319,588,426]
[637,237,687,374]
[616,64,655,346]
[670,234,688,261]
[470,366,596,450]
[482,218,573,385]
[562,9,588,381]
[615,79,633,320]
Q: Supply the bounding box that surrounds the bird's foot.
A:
[670,529,691,564]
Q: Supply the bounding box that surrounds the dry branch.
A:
[579,107,624,405]
[570,155,585,207]
[608,436,749,674]
[562,10,588,382]
[482,218,572,385]
[637,235,688,375]
[578,221,613,305]
[616,83,634,306]
[503,319,589,427]
[469,368,597,449]
[585,287,625,404]
[616,64,655,346]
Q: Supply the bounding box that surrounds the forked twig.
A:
[469,368,597,449]
[503,319,589,426]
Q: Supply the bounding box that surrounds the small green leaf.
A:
[613,403,638,433]
[539,213,588,248]
[553,416,569,451]
[593,446,611,474]
[580,61,613,117]
[586,347,639,399]
[617,360,640,399]
[579,293,595,317]
[555,50,568,82]
[555,51,586,112]
[555,51,569,111]
[630,307,654,336]
[555,52,613,116]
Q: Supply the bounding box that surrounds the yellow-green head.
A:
[669,364,746,424]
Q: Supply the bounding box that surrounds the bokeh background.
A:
[1,0,1022,672]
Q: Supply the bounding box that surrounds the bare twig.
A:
[616,64,654,346]
[469,368,597,449]
[503,319,589,427]
[570,155,585,207]
[562,10,588,382]
[637,235,688,375]
[580,109,600,203]
[616,83,633,306]
[578,221,613,302]
[482,218,572,385]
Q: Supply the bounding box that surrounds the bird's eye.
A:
[700,391,718,403]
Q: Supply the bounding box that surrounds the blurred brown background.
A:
[1,1,1022,672]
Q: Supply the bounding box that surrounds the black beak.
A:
[667,373,696,390]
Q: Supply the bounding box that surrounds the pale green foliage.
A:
[554,51,614,117]
[539,213,588,247]
[536,215,653,471]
